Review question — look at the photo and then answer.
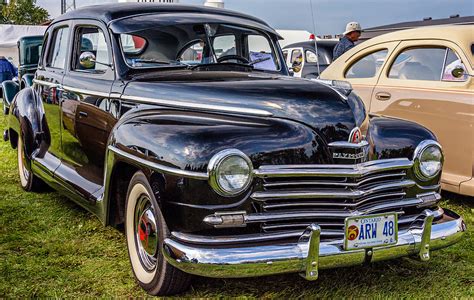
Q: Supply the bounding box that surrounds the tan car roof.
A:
[358,25,474,68]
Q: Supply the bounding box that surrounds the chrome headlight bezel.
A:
[208,149,253,197]
[413,140,444,181]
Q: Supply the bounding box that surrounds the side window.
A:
[74,26,110,73]
[388,47,446,81]
[179,40,205,64]
[345,49,388,79]
[213,35,236,58]
[283,50,288,63]
[306,50,318,63]
[442,48,468,81]
[248,35,278,71]
[38,33,49,67]
[46,27,70,69]
[120,34,147,55]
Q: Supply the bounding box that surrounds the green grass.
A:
[0,110,473,298]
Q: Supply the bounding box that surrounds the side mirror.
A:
[79,51,96,69]
[451,66,466,79]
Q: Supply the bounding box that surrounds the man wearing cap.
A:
[333,22,362,60]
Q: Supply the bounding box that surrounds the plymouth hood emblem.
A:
[349,127,363,144]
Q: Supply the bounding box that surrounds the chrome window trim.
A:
[121,95,273,117]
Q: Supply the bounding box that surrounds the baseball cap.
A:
[344,22,362,35]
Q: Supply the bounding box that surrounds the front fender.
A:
[22,74,35,89]
[1,80,19,115]
[367,116,437,160]
[106,108,330,232]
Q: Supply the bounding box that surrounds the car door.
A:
[338,42,399,109]
[371,40,474,193]
[57,20,117,201]
[34,23,71,181]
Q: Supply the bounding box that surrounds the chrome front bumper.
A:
[163,209,466,279]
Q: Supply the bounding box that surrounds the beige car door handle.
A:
[375,92,392,101]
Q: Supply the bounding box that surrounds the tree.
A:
[1,0,49,25]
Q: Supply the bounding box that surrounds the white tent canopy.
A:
[0,24,46,65]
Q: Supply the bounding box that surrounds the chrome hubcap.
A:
[135,195,158,271]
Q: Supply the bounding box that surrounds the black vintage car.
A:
[2,35,43,114]
[3,4,465,296]
[283,40,337,78]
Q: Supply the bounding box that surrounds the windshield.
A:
[119,23,281,72]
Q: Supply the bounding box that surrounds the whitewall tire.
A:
[125,171,192,296]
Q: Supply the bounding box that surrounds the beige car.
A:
[321,25,474,196]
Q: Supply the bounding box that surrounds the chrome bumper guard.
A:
[163,209,465,279]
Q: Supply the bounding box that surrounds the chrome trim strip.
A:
[172,228,343,245]
[254,158,413,178]
[163,210,465,278]
[252,179,415,201]
[33,79,59,88]
[63,85,111,98]
[328,140,369,149]
[108,145,209,180]
[122,95,273,117]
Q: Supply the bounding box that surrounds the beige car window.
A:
[388,47,446,81]
[345,49,388,79]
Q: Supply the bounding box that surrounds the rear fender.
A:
[8,87,43,160]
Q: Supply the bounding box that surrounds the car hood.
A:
[122,72,357,143]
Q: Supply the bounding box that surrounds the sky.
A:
[36,0,474,35]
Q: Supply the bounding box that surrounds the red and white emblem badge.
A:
[348,127,363,144]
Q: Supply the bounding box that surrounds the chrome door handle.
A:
[79,111,88,118]
[375,92,391,101]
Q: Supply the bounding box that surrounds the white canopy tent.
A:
[0,24,46,65]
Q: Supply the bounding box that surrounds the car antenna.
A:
[309,0,321,77]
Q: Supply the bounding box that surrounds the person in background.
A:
[333,22,362,60]
[0,55,18,83]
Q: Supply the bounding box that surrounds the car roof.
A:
[283,40,338,50]
[362,24,473,44]
[52,3,270,28]
[358,25,474,67]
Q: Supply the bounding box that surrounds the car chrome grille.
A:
[251,158,437,241]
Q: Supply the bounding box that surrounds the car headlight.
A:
[413,140,443,181]
[208,149,253,196]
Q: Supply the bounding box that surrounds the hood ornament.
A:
[349,127,363,144]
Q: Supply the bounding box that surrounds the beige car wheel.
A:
[125,171,192,296]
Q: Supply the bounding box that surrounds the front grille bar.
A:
[254,158,413,178]
[252,180,415,201]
